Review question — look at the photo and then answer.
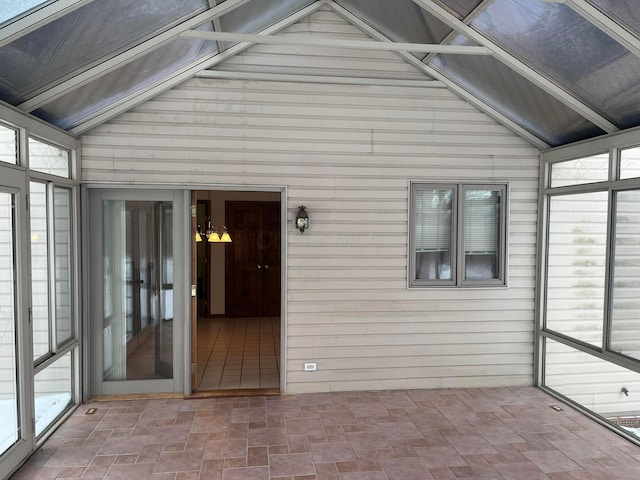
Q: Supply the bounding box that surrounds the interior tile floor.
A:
[196,317,280,391]
[11,387,640,480]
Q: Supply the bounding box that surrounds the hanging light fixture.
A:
[196,219,232,243]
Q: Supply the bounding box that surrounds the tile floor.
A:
[10,386,640,479]
[196,317,280,391]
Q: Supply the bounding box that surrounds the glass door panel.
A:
[103,200,173,381]
[0,191,19,456]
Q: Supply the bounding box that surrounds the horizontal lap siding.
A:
[80,7,540,394]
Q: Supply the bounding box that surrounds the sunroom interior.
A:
[3,0,640,477]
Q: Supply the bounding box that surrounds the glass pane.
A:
[550,153,609,188]
[546,192,608,346]
[414,187,453,281]
[619,146,640,180]
[342,0,452,55]
[103,201,173,381]
[0,123,17,165]
[429,35,605,147]
[463,188,501,280]
[0,0,51,25]
[0,0,208,104]
[545,338,640,440]
[436,0,483,18]
[34,29,217,130]
[29,138,70,178]
[220,0,313,35]
[472,0,640,128]
[0,191,19,455]
[30,182,50,360]
[589,0,640,38]
[610,189,640,360]
[34,351,73,437]
[54,187,74,347]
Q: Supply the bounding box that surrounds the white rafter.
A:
[411,0,618,134]
[0,0,96,48]
[180,30,493,55]
[69,1,327,135]
[327,1,549,149]
[207,0,226,53]
[565,0,640,59]
[18,0,253,113]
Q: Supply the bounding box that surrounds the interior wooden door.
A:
[262,202,281,317]
[225,201,281,317]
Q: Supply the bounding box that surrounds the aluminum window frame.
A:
[408,180,508,288]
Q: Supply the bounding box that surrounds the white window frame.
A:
[409,181,508,288]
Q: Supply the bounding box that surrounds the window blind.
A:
[415,188,452,252]
[464,189,500,254]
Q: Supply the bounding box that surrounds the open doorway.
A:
[191,190,281,394]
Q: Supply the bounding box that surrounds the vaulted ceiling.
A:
[1,0,639,149]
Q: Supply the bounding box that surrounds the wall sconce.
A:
[196,220,232,243]
[296,205,309,234]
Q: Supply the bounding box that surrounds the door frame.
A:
[187,187,287,395]
[86,187,188,397]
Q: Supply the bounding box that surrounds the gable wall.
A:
[80,8,540,394]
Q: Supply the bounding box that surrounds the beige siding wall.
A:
[80,8,540,394]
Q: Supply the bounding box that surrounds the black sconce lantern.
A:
[295,205,309,233]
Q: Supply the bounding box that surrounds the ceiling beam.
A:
[421,0,493,64]
[207,0,226,53]
[18,0,253,113]
[70,1,327,135]
[411,0,618,134]
[0,0,96,48]
[328,1,549,149]
[565,0,640,59]
[180,30,493,55]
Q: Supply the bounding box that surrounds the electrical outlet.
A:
[304,362,317,372]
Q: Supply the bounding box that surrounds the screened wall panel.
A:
[0,123,17,165]
[545,192,608,347]
[0,0,209,105]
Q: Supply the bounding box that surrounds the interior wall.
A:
[79,7,541,394]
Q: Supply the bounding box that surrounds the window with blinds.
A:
[410,182,507,287]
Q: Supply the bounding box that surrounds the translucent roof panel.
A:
[0,0,209,105]
[589,0,640,37]
[429,35,606,147]
[434,0,484,19]
[33,26,218,130]
[339,0,453,56]
[220,0,314,34]
[471,0,640,129]
[0,0,52,25]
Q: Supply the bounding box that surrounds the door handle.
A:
[257,264,261,269]
[264,265,269,269]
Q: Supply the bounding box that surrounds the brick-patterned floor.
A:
[10,387,640,479]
